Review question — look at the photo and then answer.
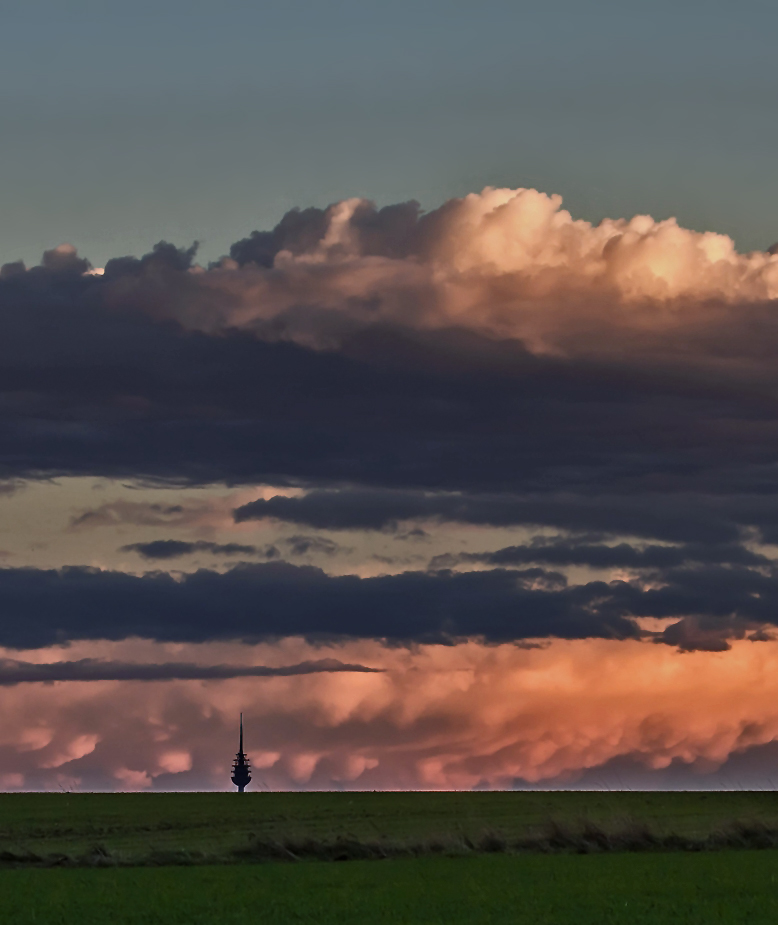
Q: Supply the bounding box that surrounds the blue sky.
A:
[2,0,778,266]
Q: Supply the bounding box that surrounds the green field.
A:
[1,790,778,860]
[1,850,778,924]
[1,792,777,923]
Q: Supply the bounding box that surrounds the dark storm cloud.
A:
[0,560,776,650]
[0,562,616,649]
[121,540,272,560]
[234,488,778,545]
[0,232,778,505]
[0,656,382,685]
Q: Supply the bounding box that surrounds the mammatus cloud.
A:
[2,638,778,791]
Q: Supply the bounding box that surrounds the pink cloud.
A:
[2,637,778,790]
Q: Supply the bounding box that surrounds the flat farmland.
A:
[0,790,778,860]
[2,850,778,925]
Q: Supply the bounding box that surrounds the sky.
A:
[3,0,778,791]
[3,0,778,266]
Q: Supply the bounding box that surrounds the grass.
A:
[6,817,778,868]
[1,790,778,867]
[3,793,778,923]
[2,850,778,924]
[2,790,778,860]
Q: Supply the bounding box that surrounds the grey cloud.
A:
[121,540,274,561]
[430,540,771,571]
[104,241,199,279]
[41,244,91,275]
[70,503,188,531]
[656,618,737,653]
[283,535,343,557]
[233,489,764,545]
[227,200,421,267]
[0,657,383,685]
[395,528,430,541]
[0,559,776,651]
[0,261,25,280]
[0,561,629,649]
[118,535,344,562]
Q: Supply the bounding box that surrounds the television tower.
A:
[231,713,251,793]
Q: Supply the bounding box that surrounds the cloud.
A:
[0,558,777,650]
[3,637,778,791]
[6,188,778,787]
[70,502,194,530]
[283,535,343,557]
[0,561,628,648]
[234,488,778,545]
[2,186,778,662]
[170,189,778,359]
[40,243,91,276]
[0,186,777,502]
[655,617,735,653]
[430,539,770,571]
[120,540,272,560]
[0,657,382,684]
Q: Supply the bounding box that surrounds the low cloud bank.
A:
[0,657,382,684]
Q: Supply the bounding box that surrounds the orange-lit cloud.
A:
[3,636,778,791]
[123,187,778,368]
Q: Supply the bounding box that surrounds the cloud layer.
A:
[4,186,778,787]
[1,557,777,650]
[3,637,778,792]
[0,657,382,685]
[2,185,778,496]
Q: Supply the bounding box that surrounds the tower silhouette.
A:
[231,713,251,792]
